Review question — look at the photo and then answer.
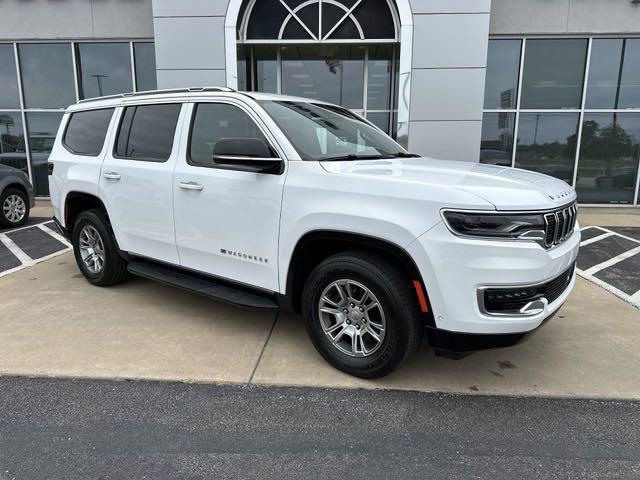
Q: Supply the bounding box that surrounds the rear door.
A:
[173,99,286,291]
[99,101,186,264]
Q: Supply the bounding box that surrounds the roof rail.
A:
[77,86,235,104]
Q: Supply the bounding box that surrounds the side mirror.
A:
[212,138,283,174]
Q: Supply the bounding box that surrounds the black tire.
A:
[72,208,128,286]
[302,251,423,379]
[0,187,30,228]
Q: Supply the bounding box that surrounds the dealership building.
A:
[1,0,639,206]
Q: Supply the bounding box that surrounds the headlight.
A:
[442,210,546,244]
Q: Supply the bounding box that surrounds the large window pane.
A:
[366,111,390,135]
[484,40,521,109]
[480,112,515,166]
[281,44,365,109]
[515,113,579,184]
[367,45,394,110]
[25,112,63,196]
[0,112,27,173]
[237,45,250,91]
[78,43,133,99]
[520,39,587,109]
[576,113,640,204]
[19,43,76,109]
[586,38,640,109]
[134,43,157,92]
[253,45,278,93]
[0,45,20,109]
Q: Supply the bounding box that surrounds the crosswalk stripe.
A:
[583,245,640,276]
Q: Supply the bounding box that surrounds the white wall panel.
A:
[153,17,226,70]
[410,68,486,122]
[408,121,482,162]
[412,14,490,69]
[156,69,226,88]
[153,0,230,17]
[409,0,490,14]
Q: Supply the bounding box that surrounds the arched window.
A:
[239,0,399,42]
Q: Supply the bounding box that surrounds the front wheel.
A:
[0,188,29,228]
[302,251,423,378]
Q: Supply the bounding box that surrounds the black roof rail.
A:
[77,86,235,104]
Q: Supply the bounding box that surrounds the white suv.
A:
[49,87,580,378]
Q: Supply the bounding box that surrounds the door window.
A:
[188,103,270,167]
[63,108,114,156]
[115,103,182,162]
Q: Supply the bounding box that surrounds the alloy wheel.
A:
[2,194,26,223]
[78,225,105,274]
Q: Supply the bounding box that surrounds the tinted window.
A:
[484,40,521,109]
[367,44,394,110]
[0,45,20,109]
[586,39,640,109]
[18,43,76,109]
[520,39,587,109]
[63,108,114,156]
[26,112,64,196]
[134,43,157,92]
[480,112,515,167]
[0,112,26,172]
[515,113,579,185]
[189,103,268,166]
[576,113,640,204]
[78,43,133,99]
[115,104,181,162]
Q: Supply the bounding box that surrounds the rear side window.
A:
[63,108,114,156]
[189,103,269,167]
[115,103,182,162]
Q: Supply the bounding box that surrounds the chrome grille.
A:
[543,203,577,248]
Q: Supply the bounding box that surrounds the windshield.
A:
[259,100,416,161]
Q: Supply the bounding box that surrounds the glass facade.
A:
[482,37,640,205]
[0,41,156,196]
[238,44,399,137]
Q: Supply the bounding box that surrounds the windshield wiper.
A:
[391,151,421,158]
[320,154,390,162]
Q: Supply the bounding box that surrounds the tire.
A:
[302,251,423,379]
[72,208,128,286]
[0,187,30,228]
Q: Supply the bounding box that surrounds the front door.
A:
[99,102,185,264]
[173,100,286,292]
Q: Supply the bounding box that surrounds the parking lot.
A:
[0,202,639,399]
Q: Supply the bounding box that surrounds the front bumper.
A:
[407,221,580,335]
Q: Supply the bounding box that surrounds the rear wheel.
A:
[72,209,128,286]
[0,188,29,228]
[302,251,423,378]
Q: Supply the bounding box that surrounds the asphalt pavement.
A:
[0,376,639,480]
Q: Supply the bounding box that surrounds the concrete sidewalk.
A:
[1,249,639,399]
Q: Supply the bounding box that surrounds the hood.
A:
[320,157,577,211]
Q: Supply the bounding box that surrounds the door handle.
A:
[103,171,121,181]
[178,181,204,191]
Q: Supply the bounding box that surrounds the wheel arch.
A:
[2,182,29,199]
[284,230,433,322]
[64,191,109,231]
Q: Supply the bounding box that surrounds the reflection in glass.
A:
[19,43,76,109]
[576,114,640,204]
[520,39,587,109]
[134,43,157,92]
[515,113,579,184]
[367,45,393,110]
[25,112,63,196]
[281,45,365,109]
[586,39,640,109]
[0,112,27,173]
[254,45,278,93]
[0,45,20,109]
[78,43,132,99]
[480,112,515,166]
[366,112,390,135]
[484,40,521,109]
[237,45,250,91]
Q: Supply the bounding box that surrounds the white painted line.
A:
[577,269,640,310]
[580,231,614,247]
[37,222,71,247]
[583,245,640,275]
[592,227,640,245]
[0,232,33,265]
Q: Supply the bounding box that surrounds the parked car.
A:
[49,88,580,378]
[0,163,35,228]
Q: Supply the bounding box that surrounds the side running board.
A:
[127,261,279,310]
